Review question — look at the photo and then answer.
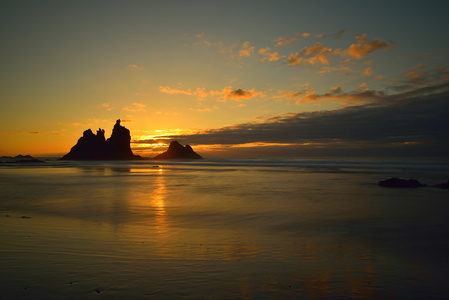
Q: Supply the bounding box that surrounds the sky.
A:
[1,0,449,158]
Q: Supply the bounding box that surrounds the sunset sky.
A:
[1,1,449,158]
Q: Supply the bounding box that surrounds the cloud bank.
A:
[142,83,449,157]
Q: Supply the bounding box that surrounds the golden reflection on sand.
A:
[151,170,167,233]
[125,168,169,238]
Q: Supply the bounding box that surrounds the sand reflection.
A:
[151,170,167,233]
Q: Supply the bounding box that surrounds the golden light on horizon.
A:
[1,0,447,159]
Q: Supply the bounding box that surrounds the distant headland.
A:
[0,155,45,164]
[60,119,202,160]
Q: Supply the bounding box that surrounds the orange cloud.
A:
[239,41,255,57]
[274,36,297,47]
[195,87,209,99]
[399,64,431,86]
[209,90,223,97]
[356,83,367,90]
[296,32,310,38]
[159,86,194,96]
[318,66,353,75]
[101,102,112,111]
[345,35,392,60]
[196,107,212,112]
[128,64,144,70]
[288,43,333,66]
[273,89,304,100]
[122,102,146,112]
[159,86,211,99]
[355,33,367,44]
[159,85,266,102]
[259,47,283,62]
[193,32,213,47]
[70,122,93,127]
[363,67,373,77]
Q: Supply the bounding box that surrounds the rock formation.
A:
[60,119,141,160]
[153,141,202,159]
[0,155,45,163]
[433,180,449,189]
[377,177,425,188]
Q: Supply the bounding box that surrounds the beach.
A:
[1,158,448,299]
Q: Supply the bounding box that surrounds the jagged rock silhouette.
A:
[60,119,141,160]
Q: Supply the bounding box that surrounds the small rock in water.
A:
[21,216,32,219]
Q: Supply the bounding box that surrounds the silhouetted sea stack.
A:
[153,141,202,159]
[60,119,141,160]
[377,177,425,188]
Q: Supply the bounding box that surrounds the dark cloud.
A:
[388,65,449,92]
[133,138,165,144]
[297,87,385,105]
[150,83,449,156]
[230,88,249,97]
[223,88,265,101]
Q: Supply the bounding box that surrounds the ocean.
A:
[1,158,448,299]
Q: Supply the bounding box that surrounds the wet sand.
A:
[1,160,449,299]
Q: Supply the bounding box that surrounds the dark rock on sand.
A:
[153,141,202,159]
[378,177,426,188]
[60,119,141,160]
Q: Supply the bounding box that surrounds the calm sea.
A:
[1,158,448,299]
